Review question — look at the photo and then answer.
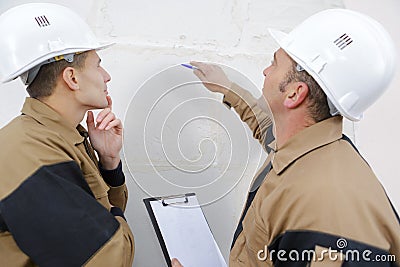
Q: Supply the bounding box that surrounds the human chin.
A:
[90,97,108,109]
[99,97,109,108]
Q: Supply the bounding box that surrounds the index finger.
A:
[106,95,112,110]
[190,61,209,71]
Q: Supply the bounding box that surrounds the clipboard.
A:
[143,193,227,267]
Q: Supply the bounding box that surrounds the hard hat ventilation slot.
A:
[35,16,50,27]
[334,33,353,50]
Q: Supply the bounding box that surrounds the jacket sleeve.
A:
[223,83,273,148]
[0,160,134,267]
[100,161,129,211]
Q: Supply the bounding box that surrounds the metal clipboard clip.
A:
[159,193,194,206]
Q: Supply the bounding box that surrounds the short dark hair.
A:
[278,58,331,122]
[26,52,88,99]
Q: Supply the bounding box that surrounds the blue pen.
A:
[181,63,199,70]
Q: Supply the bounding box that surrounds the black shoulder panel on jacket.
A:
[268,230,397,267]
[0,161,119,267]
[264,125,275,153]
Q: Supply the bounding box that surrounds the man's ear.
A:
[62,67,79,91]
[283,82,309,109]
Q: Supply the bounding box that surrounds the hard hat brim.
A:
[268,28,289,47]
[1,42,115,84]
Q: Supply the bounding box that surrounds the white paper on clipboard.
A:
[143,193,227,267]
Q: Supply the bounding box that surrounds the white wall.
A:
[0,1,398,267]
[343,0,400,214]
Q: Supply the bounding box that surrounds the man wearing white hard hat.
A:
[0,3,134,266]
[173,8,399,267]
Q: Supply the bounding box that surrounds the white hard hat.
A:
[269,9,397,121]
[0,3,113,84]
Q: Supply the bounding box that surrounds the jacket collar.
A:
[21,97,86,145]
[267,116,343,175]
